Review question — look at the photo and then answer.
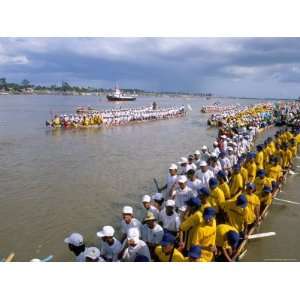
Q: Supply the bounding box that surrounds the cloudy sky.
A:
[1,37,300,98]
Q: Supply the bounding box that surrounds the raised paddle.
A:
[274,197,300,205]
[153,178,161,192]
[4,252,15,262]
[247,232,276,240]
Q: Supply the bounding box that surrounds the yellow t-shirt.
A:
[282,149,292,168]
[219,182,231,200]
[267,164,282,181]
[240,167,248,186]
[230,173,243,196]
[260,193,272,206]
[208,187,225,212]
[180,210,203,251]
[191,220,216,262]
[246,162,257,183]
[223,200,249,232]
[255,151,264,170]
[254,176,274,196]
[245,193,260,224]
[155,246,185,262]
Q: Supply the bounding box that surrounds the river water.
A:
[0,95,299,261]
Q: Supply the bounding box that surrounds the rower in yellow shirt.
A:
[290,139,298,158]
[155,233,185,262]
[229,164,244,198]
[190,207,217,262]
[216,170,231,200]
[197,187,212,213]
[245,152,257,183]
[215,224,240,262]
[223,194,251,236]
[281,142,293,169]
[238,155,249,186]
[266,156,283,182]
[254,169,274,196]
[179,197,203,252]
[208,177,225,214]
[255,145,264,170]
[245,183,260,226]
[259,185,273,213]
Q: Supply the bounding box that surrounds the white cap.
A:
[97,225,115,238]
[142,195,151,203]
[199,160,208,167]
[177,157,188,164]
[221,135,227,139]
[127,227,140,243]
[201,145,208,150]
[169,163,178,170]
[85,247,101,260]
[152,193,163,201]
[178,175,187,183]
[64,233,84,247]
[227,147,233,151]
[194,150,201,155]
[210,153,217,158]
[122,206,133,214]
[165,199,175,207]
[213,141,218,146]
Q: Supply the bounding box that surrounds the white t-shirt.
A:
[159,209,180,232]
[75,250,86,262]
[187,178,204,196]
[174,186,194,212]
[121,218,142,236]
[141,223,164,244]
[122,240,151,262]
[195,169,215,189]
[100,237,122,262]
[166,174,178,198]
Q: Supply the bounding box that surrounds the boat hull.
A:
[106,95,136,101]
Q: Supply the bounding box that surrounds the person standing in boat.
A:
[120,206,142,242]
[159,163,178,199]
[141,195,159,220]
[195,161,215,190]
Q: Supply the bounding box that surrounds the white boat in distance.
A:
[106,86,137,101]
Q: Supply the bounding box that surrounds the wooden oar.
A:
[153,178,161,192]
[238,249,248,261]
[274,197,300,205]
[248,232,276,240]
[4,252,15,262]
[42,255,53,262]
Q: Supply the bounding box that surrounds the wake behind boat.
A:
[106,87,136,101]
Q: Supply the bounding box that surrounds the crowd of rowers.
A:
[207,103,273,128]
[201,103,240,113]
[46,105,186,128]
[63,117,300,262]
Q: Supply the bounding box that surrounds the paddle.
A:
[238,249,248,261]
[274,197,300,205]
[187,104,192,112]
[4,252,15,262]
[248,232,276,240]
[153,178,161,192]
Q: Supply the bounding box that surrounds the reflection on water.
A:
[0,95,299,261]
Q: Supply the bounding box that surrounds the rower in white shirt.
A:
[177,157,191,175]
[218,151,232,176]
[200,145,211,162]
[227,147,238,166]
[195,160,215,189]
[187,155,197,171]
[212,141,221,157]
[97,226,122,262]
[208,153,222,176]
[186,169,204,196]
[141,195,159,220]
[120,206,142,242]
[160,163,178,199]
[158,199,180,236]
[194,150,202,169]
[173,175,194,215]
[141,212,164,255]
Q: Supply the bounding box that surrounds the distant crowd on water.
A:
[46,103,186,128]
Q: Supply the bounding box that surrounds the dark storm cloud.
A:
[1,38,300,97]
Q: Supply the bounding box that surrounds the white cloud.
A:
[0,54,29,65]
